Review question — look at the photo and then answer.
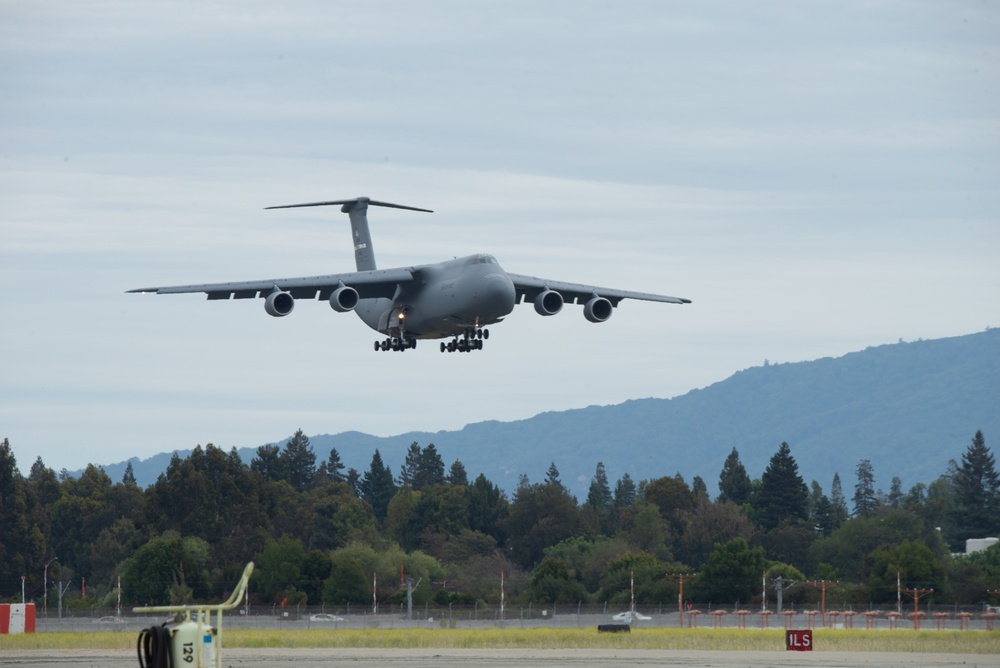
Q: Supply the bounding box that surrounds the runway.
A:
[3,648,999,668]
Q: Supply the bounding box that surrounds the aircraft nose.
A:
[479,273,516,315]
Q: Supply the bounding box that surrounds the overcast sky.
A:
[2,1,997,476]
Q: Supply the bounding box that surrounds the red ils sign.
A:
[786,629,812,651]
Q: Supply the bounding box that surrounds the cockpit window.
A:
[467,254,498,265]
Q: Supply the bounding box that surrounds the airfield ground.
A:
[3,647,1000,668]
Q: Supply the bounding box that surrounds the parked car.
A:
[309,613,345,622]
[611,611,651,622]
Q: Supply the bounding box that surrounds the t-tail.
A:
[265,197,433,272]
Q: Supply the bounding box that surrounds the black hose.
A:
[137,624,172,668]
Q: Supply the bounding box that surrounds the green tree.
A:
[415,444,445,490]
[693,538,766,605]
[643,475,695,542]
[122,462,137,486]
[254,535,307,603]
[323,555,370,605]
[326,447,347,484]
[886,476,904,509]
[718,448,752,506]
[677,499,753,568]
[807,508,934,582]
[0,439,33,594]
[398,443,423,488]
[145,445,267,571]
[829,473,849,527]
[527,557,590,603]
[755,442,809,530]
[506,479,583,569]
[613,473,637,510]
[585,462,613,533]
[467,473,508,546]
[282,429,316,492]
[301,549,333,604]
[446,459,468,486]
[947,430,1000,548]
[251,444,286,482]
[620,502,673,561]
[123,532,211,605]
[544,462,562,488]
[853,459,877,518]
[808,481,836,536]
[867,540,946,603]
[360,450,397,523]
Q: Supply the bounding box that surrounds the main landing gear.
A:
[440,328,489,353]
[374,336,417,352]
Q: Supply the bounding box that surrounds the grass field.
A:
[3,628,999,654]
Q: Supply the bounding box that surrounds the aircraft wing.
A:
[507,273,691,307]
[128,268,415,301]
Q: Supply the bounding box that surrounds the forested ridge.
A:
[2,429,998,612]
[82,329,1000,500]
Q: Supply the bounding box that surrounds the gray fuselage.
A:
[355,254,516,339]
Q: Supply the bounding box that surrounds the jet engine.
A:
[534,289,563,316]
[264,290,294,317]
[329,285,359,312]
[583,296,613,323]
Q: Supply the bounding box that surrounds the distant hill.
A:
[90,329,999,499]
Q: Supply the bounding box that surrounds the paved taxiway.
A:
[3,648,1000,667]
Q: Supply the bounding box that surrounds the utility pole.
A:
[772,576,798,614]
[44,558,58,618]
[404,577,422,620]
[54,578,72,621]
[807,580,839,627]
[666,573,698,628]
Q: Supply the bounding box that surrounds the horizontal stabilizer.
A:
[265,197,432,213]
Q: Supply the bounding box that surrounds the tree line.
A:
[0,430,997,612]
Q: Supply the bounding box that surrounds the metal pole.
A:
[44,565,48,618]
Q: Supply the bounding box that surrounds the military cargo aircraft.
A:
[129,197,690,353]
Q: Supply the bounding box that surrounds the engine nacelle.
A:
[264,290,294,317]
[534,289,563,316]
[583,296,613,323]
[329,285,359,312]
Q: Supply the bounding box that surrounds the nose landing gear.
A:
[440,328,489,353]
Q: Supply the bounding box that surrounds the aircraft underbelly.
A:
[355,272,515,339]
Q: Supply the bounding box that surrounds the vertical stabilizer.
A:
[265,197,432,273]
[343,198,377,271]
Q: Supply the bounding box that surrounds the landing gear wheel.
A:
[440,342,446,353]
[374,341,380,352]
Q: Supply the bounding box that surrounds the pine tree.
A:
[830,473,849,527]
[718,447,752,505]
[282,429,316,491]
[446,459,468,486]
[398,442,422,488]
[122,461,137,486]
[755,442,809,530]
[346,468,361,497]
[360,450,397,522]
[415,444,445,489]
[327,448,346,483]
[613,473,637,509]
[949,430,1000,544]
[586,462,612,512]
[852,459,877,517]
[544,462,562,488]
[886,476,903,508]
[692,475,709,502]
[251,444,285,482]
